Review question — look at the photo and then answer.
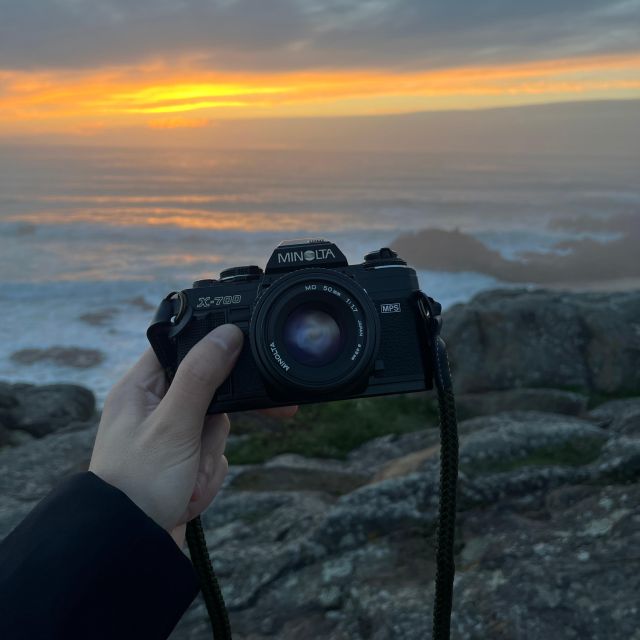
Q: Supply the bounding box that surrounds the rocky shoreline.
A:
[1,288,639,640]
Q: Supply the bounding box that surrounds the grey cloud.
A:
[0,0,638,70]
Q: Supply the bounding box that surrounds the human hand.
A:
[89,324,296,547]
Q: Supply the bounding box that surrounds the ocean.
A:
[0,144,636,403]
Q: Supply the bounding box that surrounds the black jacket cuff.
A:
[0,471,199,639]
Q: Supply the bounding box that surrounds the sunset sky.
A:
[1,0,639,144]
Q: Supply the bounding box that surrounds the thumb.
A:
[158,324,244,425]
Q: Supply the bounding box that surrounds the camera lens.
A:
[282,304,343,366]
[250,269,380,395]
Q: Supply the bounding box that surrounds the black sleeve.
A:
[0,472,200,640]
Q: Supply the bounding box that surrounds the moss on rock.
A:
[461,437,605,475]
[227,394,438,465]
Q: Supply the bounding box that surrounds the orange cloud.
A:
[1,52,639,136]
[5,208,347,233]
[147,116,211,129]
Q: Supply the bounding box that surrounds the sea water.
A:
[0,145,635,403]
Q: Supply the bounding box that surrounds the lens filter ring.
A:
[250,269,379,394]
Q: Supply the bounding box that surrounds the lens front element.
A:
[282,304,344,367]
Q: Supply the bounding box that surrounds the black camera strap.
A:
[148,292,459,640]
[418,292,460,640]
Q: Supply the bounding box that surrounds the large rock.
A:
[0,421,33,448]
[443,289,640,396]
[10,346,104,369]
[0,426,97,536]
[312,470,440,551]
[455,412,608,476]
[230,455,369,495]
[344,428,441,475]
[588,397,640,436]
[453,483,640,640]
[0,424,11,448]
[375,411,607,483]
[0,382,96,438]
[455,388,589,419]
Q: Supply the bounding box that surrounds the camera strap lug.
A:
[146,291,187,381]
[417,293,452,394]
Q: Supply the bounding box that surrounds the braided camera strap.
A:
[431,342,459,640]
[185,518,232,640]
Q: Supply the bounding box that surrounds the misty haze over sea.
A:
[0,143,638,401]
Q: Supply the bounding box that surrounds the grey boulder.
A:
[0,382,96,438]
[443,289,640,396]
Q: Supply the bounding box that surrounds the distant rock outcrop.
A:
[391,214,640,284]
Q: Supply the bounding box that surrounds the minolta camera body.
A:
[147,239,441,413]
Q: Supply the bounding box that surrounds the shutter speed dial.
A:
[219,265,264,282]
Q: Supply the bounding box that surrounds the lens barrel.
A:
[250,270,379,394]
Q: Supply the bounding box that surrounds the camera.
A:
[147,239,442,413]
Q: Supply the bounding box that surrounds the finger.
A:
[103,348,166,419]
[259,405,299,419]
[113,348,164,392]
[201,413,231,463]
[157,324,243,426]
[189,415,228,505]
[189,455,229,518]
[123,348,164,386]
[170,523,187,549]
[127,349,168,401]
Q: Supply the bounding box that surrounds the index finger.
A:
[258,405,298,419]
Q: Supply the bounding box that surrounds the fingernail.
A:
[207,324,243,354]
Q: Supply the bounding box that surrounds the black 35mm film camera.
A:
[148,239,442,412]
